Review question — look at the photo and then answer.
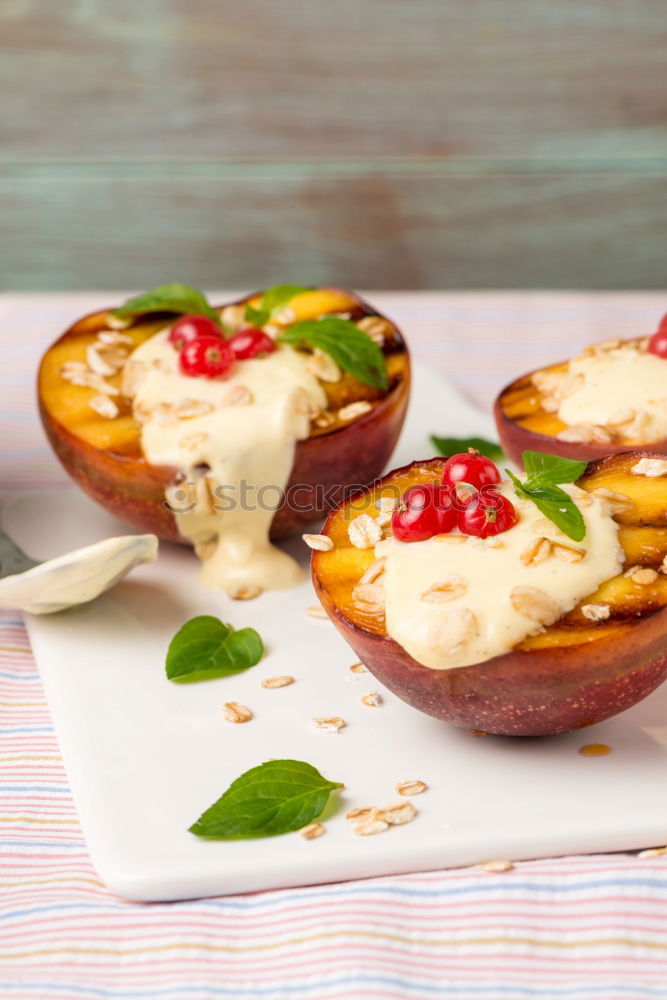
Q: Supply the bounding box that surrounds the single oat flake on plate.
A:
[396,779,428,796]
[220,702,253,724]
[480,859,514,873]
[378,802,416,826]
[354,817,389,836]
[346,806,377,821]
[360,691,383,707]
[261,675,295,689]
[300,823,326,840]
[312,716,346,734]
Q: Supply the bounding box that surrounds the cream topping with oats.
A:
[376,481,622,671]
[127,329,326,594]
[548,343,667,441]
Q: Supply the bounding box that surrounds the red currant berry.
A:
[441,451,501,506]
[391,484,457,542]
[457,490,518,539]
[168,315,222,352]
[228,328,276,360]
[647,318,667,359]
[180,336,234,379]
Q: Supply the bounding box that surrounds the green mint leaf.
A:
[244,284,311,327]
[278,317,388,390]
[431,435,504,464]
[112,283,221,325]
[506,468,528,497]
[523,483,586,542]
[166,615,263,683]
[244,303,267,326]
[189,759,343,839]
[507,470,586,542]
[522,451,587,485]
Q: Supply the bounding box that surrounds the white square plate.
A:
[6,363,667,901]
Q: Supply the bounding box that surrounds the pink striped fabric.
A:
[2,292,667,1000]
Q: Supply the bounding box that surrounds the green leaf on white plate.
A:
[166,615,263,683]
[278,317,388,390]
[430,435,504,464]
[189,759,343,839]
[112,283,221,325]
[244,284,311,327]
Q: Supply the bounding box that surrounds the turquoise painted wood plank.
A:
[2,0,667,159]
[2,169,666,290]
[3,0,666,288]
[3,158,667,179]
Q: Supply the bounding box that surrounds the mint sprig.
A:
[244,285,311,327]
[278,317,388,390]
[112,283,221,326]
[166,615,263,683]
[431,435,504,464]
[189,759,343,839]
[507,451,587,542]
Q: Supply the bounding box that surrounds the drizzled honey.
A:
[578,743,612,757]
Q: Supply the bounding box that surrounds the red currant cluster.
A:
[391,452,518,543]
[648,314,667,359]
[168,316,276,379]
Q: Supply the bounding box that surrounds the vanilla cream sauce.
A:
[128,330,327,593]
[378,481,623,670]
[558,346,667,440]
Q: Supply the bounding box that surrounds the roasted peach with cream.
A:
[311,449,667,736]
[495,315,667,467]
[38,285,410,598]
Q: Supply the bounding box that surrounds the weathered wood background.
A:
[2,0,666,290]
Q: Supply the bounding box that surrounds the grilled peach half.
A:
[495,347,667,467]
[312,452,667,736]
[38,288,410,541]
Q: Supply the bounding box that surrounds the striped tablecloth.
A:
[2,292,667,1000]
